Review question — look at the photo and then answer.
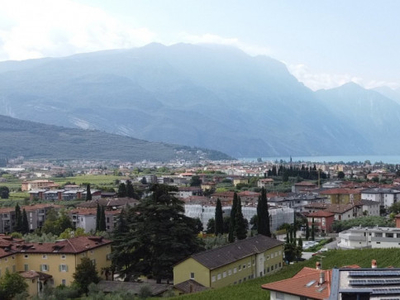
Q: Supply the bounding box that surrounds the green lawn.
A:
[171,248,400,300]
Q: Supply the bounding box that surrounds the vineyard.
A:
[171,248,400,300]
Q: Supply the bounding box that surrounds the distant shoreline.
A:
[239,155,400,164]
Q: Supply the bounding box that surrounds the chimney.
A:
[316,262,321,270]
[319,271,325,285]
[372,259,377,268]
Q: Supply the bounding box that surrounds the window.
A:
[228,269,232,276]
[211,276,216,282]
[223,271,226,278]
[279,262,282,268]
[248,262,251,268]
[61,255,66,259]
[234,268,237,274]
[24,264,29,271]
[62,279,66,286]
[60,264,68,272]
[266,255,270,260]
[243,264,246,269]
[377,242,381,244]
[41,264,49,272]
[217,273,221,280]
[42,255,47,259]
[239,265,241,271]
[271,265,274,271]
[190,272,194,279]
[271,253,274,258]
[24,255,29,259]
[276,292,285,300]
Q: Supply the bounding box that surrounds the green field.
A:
[172,248,400,300]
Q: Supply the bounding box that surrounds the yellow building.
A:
[319,188,362,204]
[0,235,112,297]
[173,235,284,292]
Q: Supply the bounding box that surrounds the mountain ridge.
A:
[0,43,398,157]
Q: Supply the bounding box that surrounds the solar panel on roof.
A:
[349,271,400,277]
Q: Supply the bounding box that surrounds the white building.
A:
[338,226,400,249]
[184,204,294,232]
[361,188,400,208]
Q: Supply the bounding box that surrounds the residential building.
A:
[359,200,380,216]
[328,266,400,300]
[262,266,332,300]
[173,235,284,289]
[292,181,317,193]
[361,188,400,208]
[307,211,335,233]
[304,203,363,221]
[177,187,203,198]
[69,208,121,233]
[319,188,362,204]
[338,226,400,249]
[258,178,274,188]
[269,194,328,212]
[21,180,58,191]
[0,235,112,297]
[233,177,248,187]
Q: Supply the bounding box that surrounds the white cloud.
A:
[179,33,273,57]
[0,0,156,61]
[287,63,400,91]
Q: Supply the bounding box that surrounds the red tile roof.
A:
[307,211,335,218]
[262,267,331,300]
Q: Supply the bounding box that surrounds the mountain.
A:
[0,43,397,157]
[372,86,400,105]
[0,115,232,161]
[316,82,400,154]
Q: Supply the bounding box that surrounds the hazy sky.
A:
[0,0,399,90]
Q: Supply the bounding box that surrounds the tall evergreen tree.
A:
[112,184,203,283]
[96,203,101,231]
[228,192,238,243]
[234,197,247,240]
[99,206,106,232]
[21,209,29,234]
[257,187,271,237]
[14,204,22,233]
[306,222,310,240]
[86,184,92,201]
[118,183,127,197]
[126,180,135,198]
[215,198,223,236]
[311,218,315,241]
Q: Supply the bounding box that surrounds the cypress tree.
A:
[100,206,106,232]
[257,188,271,237]
[96,203,101,231]
[22,209,29,234]
[215,198,223,236]
[234,197,247,240]
[228,192,238,243]
[118,183,127,197]
[14,204,22,233]
[86,184,92,201]
[311,218,315,241]
[126,180,135,198]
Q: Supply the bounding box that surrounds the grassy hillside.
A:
[0,115,232,162]
[172,248,400,300]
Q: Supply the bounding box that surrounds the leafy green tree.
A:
[42,209,74,236]
[0,269,28,300]
[22,209,29,234]
[235,197,247,240]
[117,183,127,197]
[215,199,223,235]
[337,171,345,179]
[194,218,203,233]
[189,175,202,187]
[228,192,238,243]
[206,218,215,234]
[126,180,135,198]
[112,184,203,283]
[86,184,92,201]
[73,257,100,295]
[389,202,400,214]
[250,215,258,231]
[15,204,22,233]
[257,187,271,237]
